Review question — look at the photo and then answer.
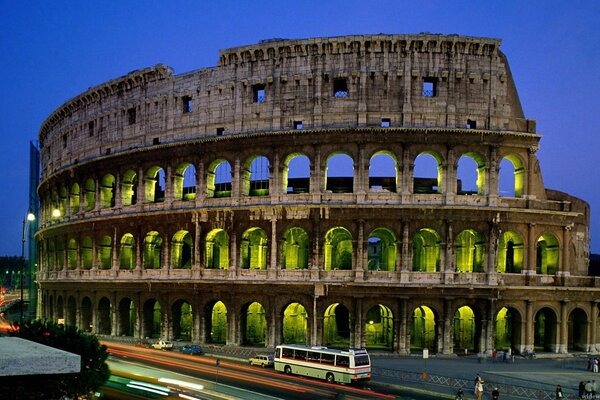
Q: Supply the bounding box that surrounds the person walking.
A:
[555,384,563,399]
[474,379,484,400]
[594,358,599,374]
[492,386,500,400]
[455,387,464,400]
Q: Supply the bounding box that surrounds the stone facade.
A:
[36,34,596,355]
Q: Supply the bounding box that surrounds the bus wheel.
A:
[284,365,292,374]
[326,372,335,383]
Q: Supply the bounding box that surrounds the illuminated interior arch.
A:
[117,297,135,337]
[413,151,442,194]
[241,227,268,269]
[453,306,477,352]
[145,166,165,203]
[172,300,193,341]
[207,301,227,344]
[369,151,397,193]
[100,174,116,208]
[455,229,485,272]
[325,152,354,193]
[142,299,161,339]
[143,231,162,269]
[368,228,397,271]
[119,233,135,269]
[99,235,112,269]
[497,231,524,273]
[534,307,557,352]
[568,308,587,351]
[81,296,92,332]
[205,229,229,269]
[171,230,192,269]
[282,153,310,194]
[56,296,64,321]
[365,304,394,350]
[457,152,486,195]
[242,155,270,196]
[84,178,96,211]
[121,169,137,206]
[82,236,93,269]
[242,302,267,346]
[58,184,67,216]
[97,297,112,335]
[495,307,522,351]
[323,303,351,348]
[411,306,436,351]
[412,228,441,272]
[206,159,232,198]
[324,227,353,270]
[174,162,196,201]
[67,238,78,270]
[282,227,309,269]
[499,154,525,198]
[283,302,307,344]
[69,182,80,214]
[536,233,560,275]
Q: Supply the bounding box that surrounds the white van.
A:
[249,354,274,367]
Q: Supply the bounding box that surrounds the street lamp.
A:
[20,212,35,331]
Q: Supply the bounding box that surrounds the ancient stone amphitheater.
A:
[36,34,596,355]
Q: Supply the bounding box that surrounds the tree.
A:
[2,320,110,399]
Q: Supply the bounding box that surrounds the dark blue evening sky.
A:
[1,0,598,255]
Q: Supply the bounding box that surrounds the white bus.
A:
[274,344,371,384]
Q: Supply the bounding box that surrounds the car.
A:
[249,354,274,367]
[151,340,174,350]
[179,344,205,355]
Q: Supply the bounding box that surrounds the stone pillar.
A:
[135,227,142,271]
[445,146,455,195]
[232,157,241,198]
[561,225,572,276]
[310,147,322,195]
[165,164,173,206]
[111,228,118,272]
[193,214,201,272]
[527,223,536,275]
[229,230,238,276]
[444,220,453,276]
[135,294,142,339]
[355,219,365,281]
[590,302,599,353]
[269,217,277,279]
[78,181,85,214]
[401,221,410,272]
[525,300,533,352]
[195,161,205,206]
[397,298,408,354]
[354,298,363,348]
[111,292,118,336]
[196,301,205,344]
[92,234,98,271]
[560,301,568,353]
[488,146,499,198]
[162,297,171,340]
[486,300,495,355]
[137,166,145,203]
[402,148,411,194]
[443,298,454,354]
[114,172,122,209]
[271,152,280,196]
[94,176,101,211]
[162,234,171,270]
[487,219,500,284]
[356,145,367,194]
[526,147,536,199]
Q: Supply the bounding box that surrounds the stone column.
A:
[355,219,365,280]
[402,148,411,195]
[354,298,363,348]
[114,172,122,209]
[137,166,145,203]
[165,164,173,206]
[590,302,599,352]
[271,152,280,197]
[162,297,171,340]
[232,157,241,198]
[111,228,118,273]
[561,225,572,276]
[193,214,201,272]
[445,145,455,195]
[111,292,118,336]
[486,300,495,355]
[527,223,536,275]
[397,298,408,354]
[560,301,568,353]
[195,161,205,206]
[525,300,533,352]
[443,298,454,354]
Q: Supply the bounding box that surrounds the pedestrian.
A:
[579,381,585,399]
[474,379,484,400]
[555,384,563,399]
[594,358,599,374]
[455,387,464,400]
[589,358,593,371]
[492,386,500,400]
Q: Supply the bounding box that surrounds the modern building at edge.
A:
[35,34,595,355]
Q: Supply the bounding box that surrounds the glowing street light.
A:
[20,212,35,331]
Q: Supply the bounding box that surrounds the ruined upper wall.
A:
[39,34,535,178]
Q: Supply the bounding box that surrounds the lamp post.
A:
[20,212,35,330]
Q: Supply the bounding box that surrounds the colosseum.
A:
[36,34,596,355]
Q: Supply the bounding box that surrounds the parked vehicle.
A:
[179,344,205,355]
[151,340,174,350]
[249,354,274,367]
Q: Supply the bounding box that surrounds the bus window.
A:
[336,355,349,367]
[321,353,335,365]
[295,350,307,361]
[307,351,320,362]
[282,347,294,358]
[354,355,370,366]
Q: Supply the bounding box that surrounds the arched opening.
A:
[367,228,397,271]
[119,233,135,269]
[324,227,353,270]
[412,228,441,272]
[174,162,196,201]
[536,233,560,275]
[67,238,78,270]
[99,235,112,269]
[495,307,522,352]
[499,155,524,198]
[70,183,80,214]
[145,166,165,203]
[369,151,397,193]
[453,306,478,353]
[457,152,485,195]
[568,308,588,351]
[206,301,227,344]
[100,174,116,208]
[172,300,193,341]
[142,299,162,339]
[55,296,64,322]
[411,306,437,352]
[84,178,96,211]
[455,229,485,272]
[497,231,524,273]
[282,302,308,344]
[282,227,309,269]
[47,239,55,271]
[207,159,232,198]
[172,230,192,269]
[66,296,76,327]
[413,152,442,194]
[283,153,310,194]
[323,303,351,348]
[205,229,229,269]
[242,156,270,196]
[97,297,111,335]
[325,153,354,193]
[121,169,137,206]
[81,296,92,332]
[534,307,558,352]
[241,228,268,269]
[143,231,162,269]
[117,298,135,337]
[242,302,267,346]
[82,236,93,269]
[365,304,394,351]
[55,238,65,270]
